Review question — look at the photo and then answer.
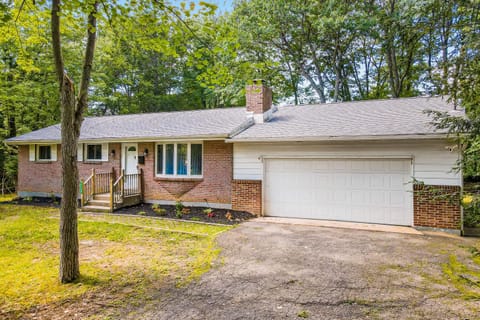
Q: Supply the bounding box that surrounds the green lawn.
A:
[0,204,232,319]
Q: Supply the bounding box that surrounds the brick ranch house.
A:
[6,80,464,232]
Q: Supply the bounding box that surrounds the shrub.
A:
[462,194,480,227]
[175,201,184,218]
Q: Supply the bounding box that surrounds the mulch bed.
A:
[115,203,255,225]
[2,196,61,208]
[1,197,255,225]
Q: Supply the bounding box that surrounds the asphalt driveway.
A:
[131,220,479,319]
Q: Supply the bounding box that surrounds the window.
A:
[38,145,51,160]
[29,144,57,162]
[156,142,203,177]
[86,144,102,161]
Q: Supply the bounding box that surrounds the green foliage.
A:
[175,200,184,218]
[151,204,166,216]
[297,310,310,318]
[442,254,480,300]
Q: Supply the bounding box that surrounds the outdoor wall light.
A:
[144,148,149,157]
[110,149,116,158]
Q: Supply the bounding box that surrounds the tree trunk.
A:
[59,74,80,283]
[52,0,98,283]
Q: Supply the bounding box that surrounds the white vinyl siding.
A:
[29,144,57,162]
[233,140,461,186]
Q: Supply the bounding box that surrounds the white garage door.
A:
[264,158,413,226]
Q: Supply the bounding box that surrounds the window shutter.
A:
[51,144,57,161]
[77,144,83,161]
[29,145,36,161]
[101,143,108,161]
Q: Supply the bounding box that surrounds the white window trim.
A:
[36,144,53,161]
[84,143,108,162]
[155,142,203,178]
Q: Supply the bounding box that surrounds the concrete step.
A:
[87,199,110,207]
[81,205,111,213]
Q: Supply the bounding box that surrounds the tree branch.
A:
[51,0,64,86]
[76,1,99,117]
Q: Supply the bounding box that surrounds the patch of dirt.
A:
[115,203,255,225]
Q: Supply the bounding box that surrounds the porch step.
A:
[81,205,111,213]
[93,193,110,201]
[87,199,110,207]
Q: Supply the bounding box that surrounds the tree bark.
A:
[52,0,98,283]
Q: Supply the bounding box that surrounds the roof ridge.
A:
[279,95,448,109]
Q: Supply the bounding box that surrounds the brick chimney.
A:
[246,79,273,123]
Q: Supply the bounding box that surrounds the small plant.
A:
[175,201,184,218]
[225,211,233,221]
[24,196,32,202]
[203,208,215,218]
[50,193,57,203]
[181,207,190,215]
[138,211,146,216]
[297,310,309,318]
[151,204,167,216]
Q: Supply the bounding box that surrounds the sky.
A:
[206,0,234,12]
[170,0,235,13]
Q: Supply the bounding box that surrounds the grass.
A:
[442,247,480,300]
[0,204,232,318]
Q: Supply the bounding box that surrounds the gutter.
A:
[5,134,230,145]
[225,133,451,143]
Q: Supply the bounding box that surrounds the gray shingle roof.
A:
[231,96,462,141]
[6,96,462,144]
[7,107,252,143]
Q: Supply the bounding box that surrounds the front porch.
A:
[80,168,144,213]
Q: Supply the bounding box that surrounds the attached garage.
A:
[264,158,413,226]
[230,95,463,231]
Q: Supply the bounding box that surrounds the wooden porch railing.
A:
[81,168,143,211]
[111,169,143,211]
[80,168,115,207]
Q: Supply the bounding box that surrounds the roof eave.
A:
[226,133,451,143]
[6,134,231,145]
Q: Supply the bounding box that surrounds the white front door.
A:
[264,158,413,226]
[122,143,138,174]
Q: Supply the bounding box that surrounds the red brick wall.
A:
[138,140,233,205]
[246,83,272,114]
[17,144,121,195]
[413,184,461,230]
[232,180,262,215]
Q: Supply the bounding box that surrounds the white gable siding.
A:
[233,140,461,186]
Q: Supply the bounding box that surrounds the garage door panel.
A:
[264,158,413,226]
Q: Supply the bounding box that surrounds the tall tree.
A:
[51,0,98,283]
